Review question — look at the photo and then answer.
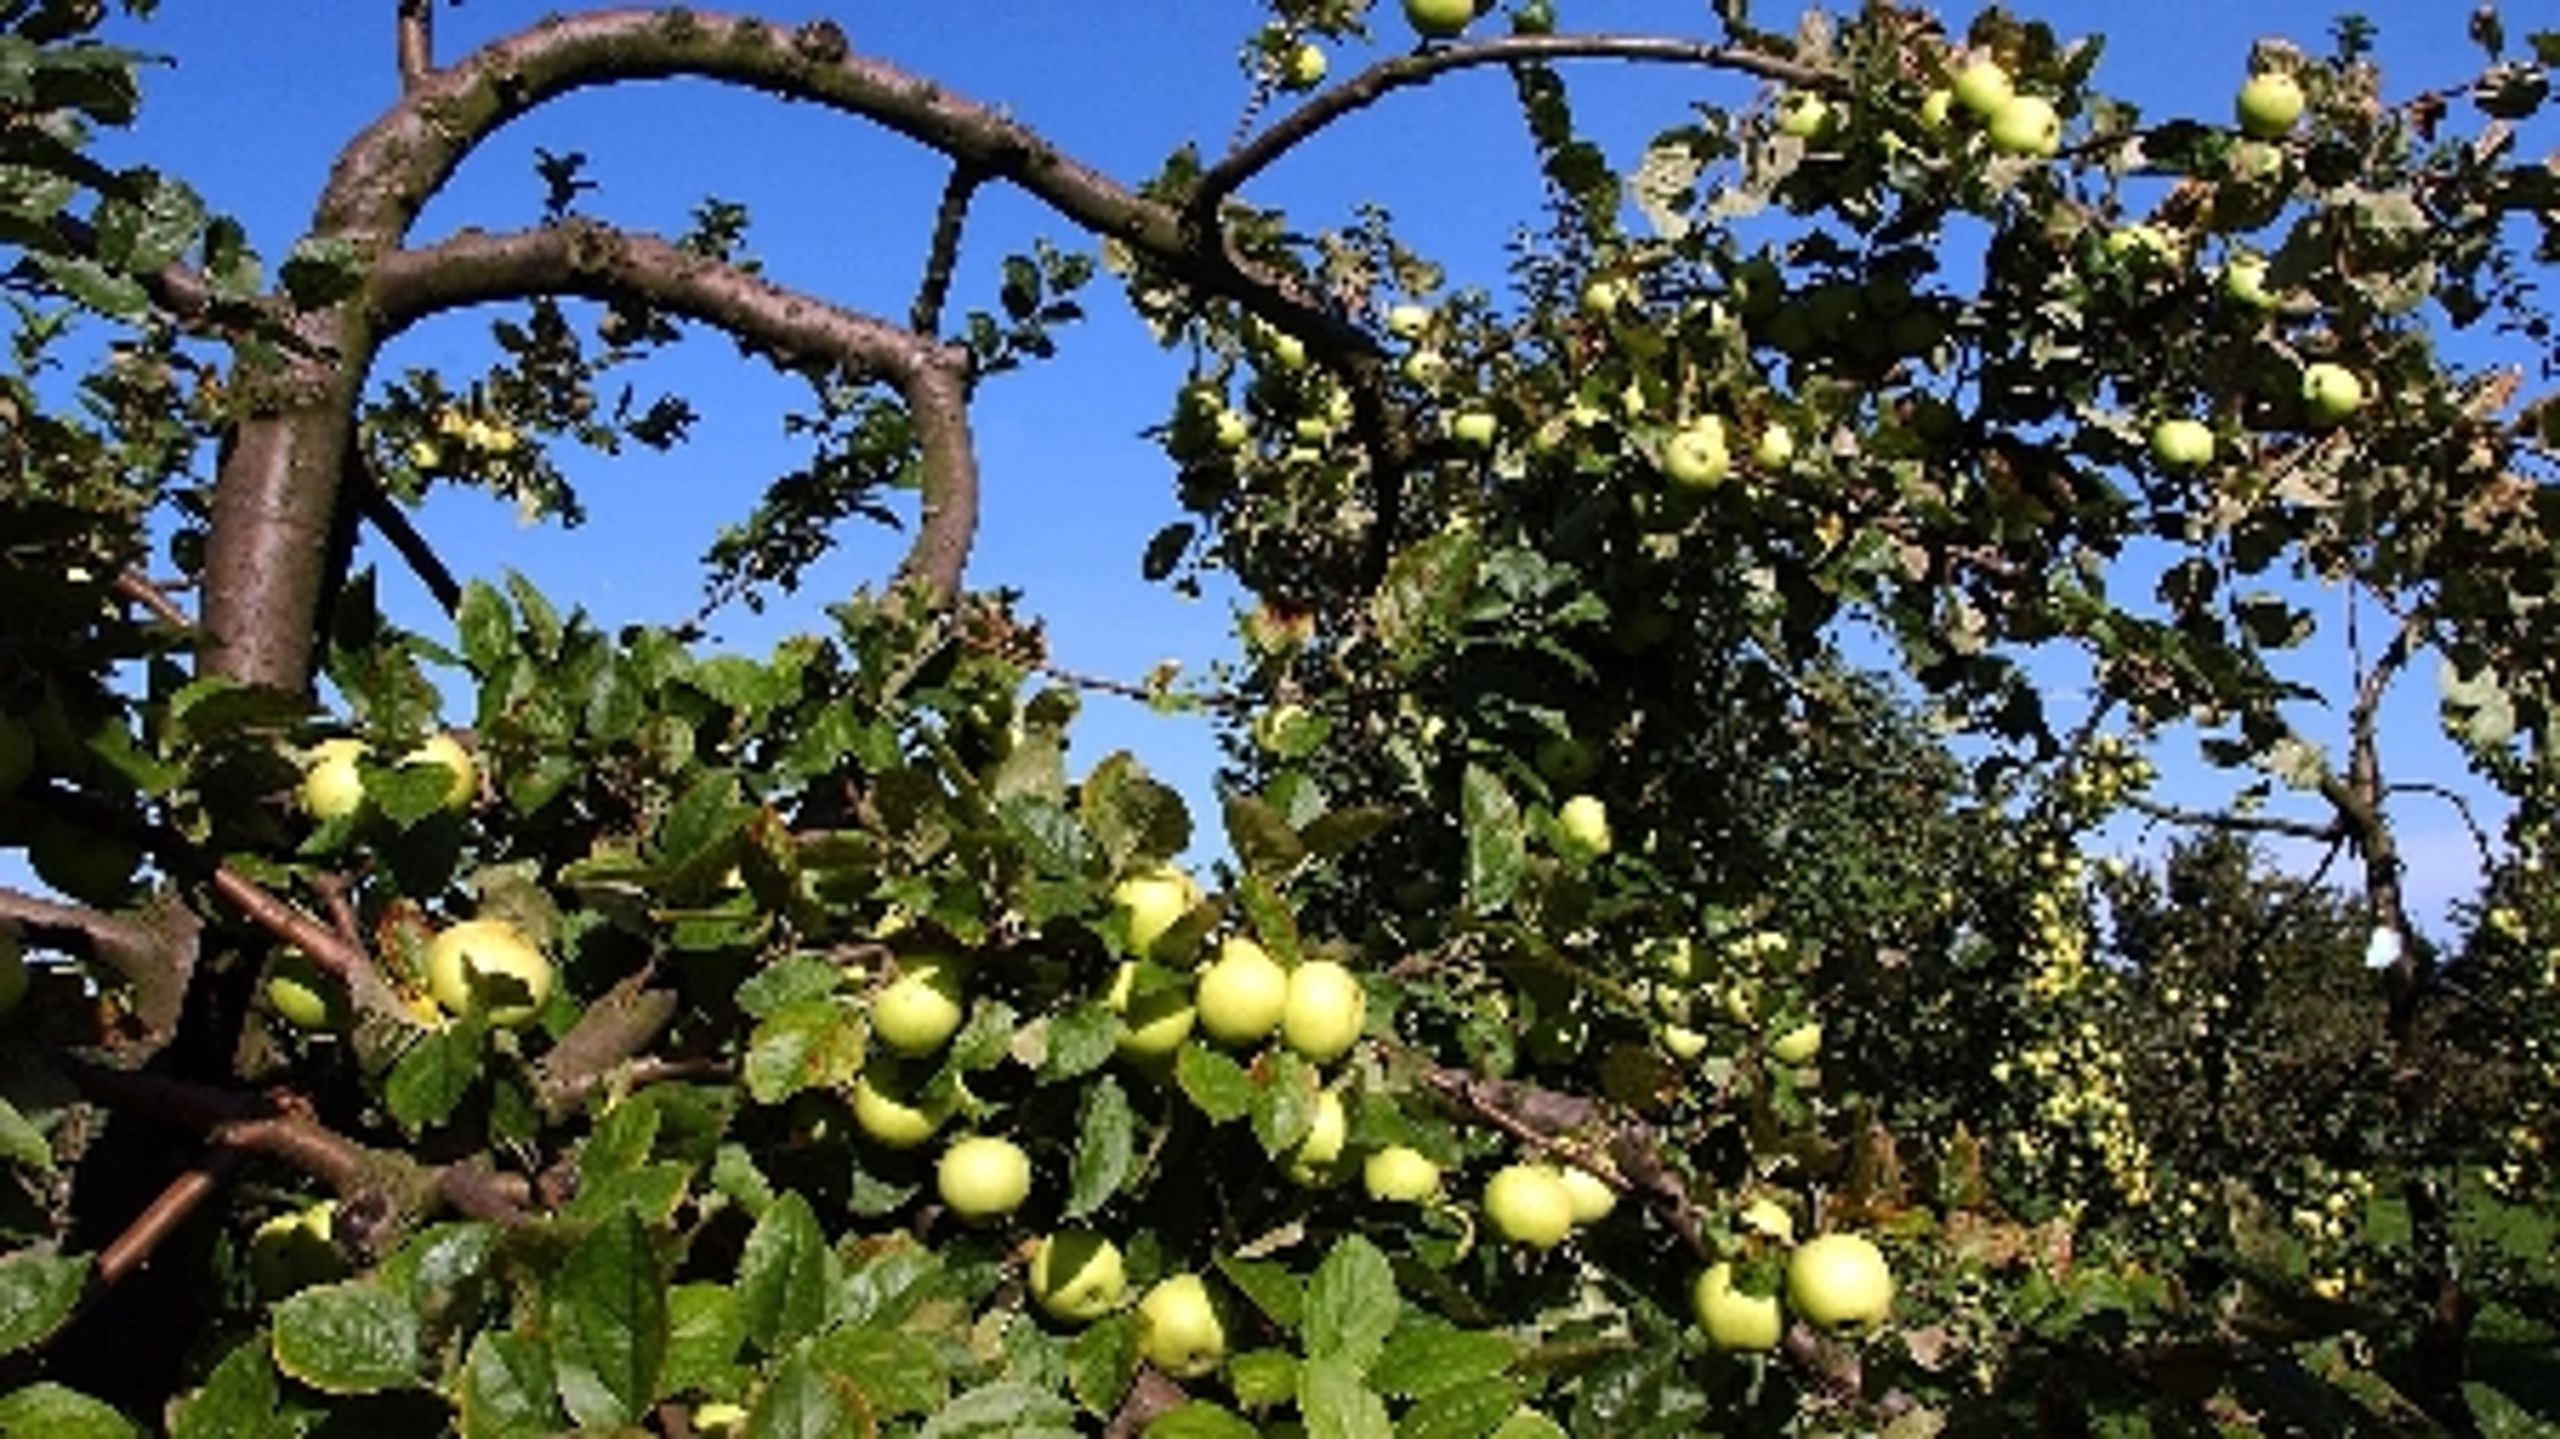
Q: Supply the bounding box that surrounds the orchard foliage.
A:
[1,0,2557,1435]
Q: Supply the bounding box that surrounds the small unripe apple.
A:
[1786,1233,1895,1335]
[1482,1164,1575,1249]
[1693,1263,1784,1351]
[1753,423,1796,469]
[850,1064,953,1149]
[1402,0,1474,41]
[265,950,343,1031]
[0,933,27,1018]
[406,732,477,812]
[1917,88,1954,132]
[1557,1166,1617,1224]
[423,918,553,1028]
[1556,794,1612,859]
[1775,93,1831,140]
[1285,1090,1349,1187]
[1661,1023,1710,1061]
[1987,95,2061,157]
[1280,959,1367,1064]
[1661,418,1730,490]
[2149,419,2215,470]
[1581,277,1625,318]
[1195,936,1289,1046]
[1363,1145,1443,1203]
[937,1135,1032,1220]
[1450,410,1499,449]
[873,957,968,1056]
[1769,1021,1822,1065]
[692,1403,748,1439]
[1137,1274,1228,1378]
[1385,303,1433,340]
[2300,362,2364,425]
[1739,1197,1797,1244]
[299,737,369,821]
[2236,71,2304,138]
[249,1201,347,1299]
[1030,1230,1127,1323]
[2103,225,2178,266]
[1107,960,1198,1059]
[2221,253,2279,310]
[1113,865,1200,961]
[1951,58,2014,120]
[1401,348,1451,387]
[406,439,441,470]
[1281,41,1327,91]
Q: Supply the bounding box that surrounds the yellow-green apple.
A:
[850,1063,954,1149]
[1918,88,1954,132]
[2236,71,2304,138]
[1282,41,1326,91]
[2222,252,2279,310]
[249,1201,347,1299]
[1280,958,1367,1063]
[873,955,968,1056]
[1112,864,1199,961]
[1195,936,1289,1046]
[1363,1145,1443,1203]
[405,732,477,811]
[1030,1230,1127,1323]
[1137,1274,1228,1377]
[1285,1089,1349,1187]
[937,1135,1032,1220]
[1786,1233,1895,1335]
[1739,1197,1797,1244]
[265,950,344,1031]
[1753,423,1795,469]
[2149,419,2215,470]
[2300,362,2363,425]
[1450,410,1498,449]
[1988,95,2061,157]
[692,1404,748,1438]
[1557,1166,1617,1224]
[1693,1263,1784,1351]
[1951,58,2013,119]
[299,737,369,821]
[1402,0,1473,41]
[1483,1164,1575,1249]
[1107,960,1197,1060]
[1775,93,1831,140]
[1769,1021,1822,1065]
[1662,417,1730,489]
[1556,794,1612,859]
[424,918,553,1027]
[1386,302,1433,339]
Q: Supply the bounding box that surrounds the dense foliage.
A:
[1,1,2556,1434]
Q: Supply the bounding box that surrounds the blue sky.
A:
[36,1,2538,929]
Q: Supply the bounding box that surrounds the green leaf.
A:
[456,581,513,674]
[0,1383,137,1439]
[809,1326,949,1417]
[1372,1324,1518,1400]
[1216,1255,1306,1330]
[1064,1074,1135,1219]
[1036,1001,1121,1081]
[999,795,1093,878]
[1227,1348,1301,1408]
[384,1016,485,1130]
[270,1282,420,1395]
[744,997,865,1105]
[1300,805,1399,860]
[744,1349,865,1439]
[37,254,148,318]
[1080,754,1191,871]
[457,1331,558,1439]
[0,1246,88,1356]
[1222,788,1306,877]
[547,1210,668,1429]
[1398,1375,1529,1439]
[1175,1045,1253,1123]
[738,1192,833,1353]
[1248,1048,1319,1157]
[169,1339,280,1439]
[1305,1235,1399,1370]
[1143,1401,1262,1438]
[1064,1313,1139,1415]
[735,955,843,1019]
[914,1380,1078,1438]
[1373,527,1480,665]
[1460,765,1525,915]
[662,1283,747,1400]
[1299,1356,1394,1439]
[278,234,366,307]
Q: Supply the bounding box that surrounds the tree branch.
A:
[911,164,984,336]
[351,449,462,614]
[2123,795,2345,842]
[396,0,434,90]
[0,886,199,1053]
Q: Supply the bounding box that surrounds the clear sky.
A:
[31,1,2537,929]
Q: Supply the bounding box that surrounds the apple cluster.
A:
[1690,1204,1896,1352]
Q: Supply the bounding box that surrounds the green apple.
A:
[1450,410,1499,449]
[1753,423,1796,470]
[265,950,343,1031]
[1556,794,1612,860]
[1661,418,1730,490]
[1281,959,1367,1063]
[1987,95,2061,157]
[1693,1263,1784,1351]
[937,1135,1032,1220]
[1786,1233,1894,1335]
[1030,1230,1127,1323]
[2236,71,2304,138]
[405,732,477,812]
[248,1201,347,1299]
[1264,329,1309,371]
[0,715,34,797]
[1281,41,1327,91]
[299,737,369,821]
[692,1403,749,1438]
[1403,0,1474,41]
[1286,1090,1350,1186]
[1113,864,1199,961]
[2149,418,2215,470]
[1739,1197,1797,1244]
[2300,362,2364,425]
[850,1063,953,1148]
[1661,1023,1710,1061]
[1580,277,1625,318]
[1107,960,1198,1059]
[1769,1021,1822,1065]
[424,918,553,1027]
[1195,936,1289,1046]
[1483,1164,1575,1249]
[0,933,27,1018]
[1402,348,1451,386]
[1917,88,1954,133]
[1557,1166,1617,1224]
[1137,1274,1228,1377]
[2222,253,2279,310]
[1775,92,1831,140]
[1951,58,2013,120]
[1363,1145,1443,1203]
[2104,225,2178,266]
[873,957,968,1056]
[1385,302,1434,340]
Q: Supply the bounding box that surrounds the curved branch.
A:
[1192,34,1829,223]
[370,221,982,599]
[0,885,199,1052]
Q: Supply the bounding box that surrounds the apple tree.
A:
[1,0,2557,1435]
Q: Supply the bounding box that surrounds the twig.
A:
[2384,781,2496,872]
[95,1150,245,1287]
[352,454,462,614]
[2123,795,2344,842]
[910,164,984,336]
[111,569,193,632]
[396,0,433,90]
